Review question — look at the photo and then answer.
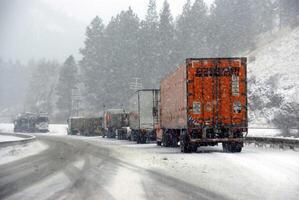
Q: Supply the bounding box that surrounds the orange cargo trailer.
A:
[157,58,247,153]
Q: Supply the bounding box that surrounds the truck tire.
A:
[190,144,198,152]
[180,141,191,153]
[141,136,146,144]
[162,132,170,147]
[223,142,242,153]
[222,142,228,152]
[234,146,242,152]
[232,143,242,152]
[136,132,142,144]
[180,132,191,153]
[171,133,179,147]
[138,133,146,144]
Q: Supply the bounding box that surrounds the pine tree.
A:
[56,55,77,121]
[158,0,175,76]
[104,7,140,106]
[188,0,209,57]
[139,0,160,88]
[175,0,193,60]
[25,59,59,116]
[210,0,256,56]
[80,16,106,112]
[146,0,158,24]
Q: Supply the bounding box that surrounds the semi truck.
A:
[157,58,248,153]
[67,117,103,136]
[102,109,129,139]
[128,89,160,143]
[13,112,49,133]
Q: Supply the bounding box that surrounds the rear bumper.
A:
[190,138,243,144]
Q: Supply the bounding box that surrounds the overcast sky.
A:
[42,0,214,23]
[0,0,214,63]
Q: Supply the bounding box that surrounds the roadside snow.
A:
[248,128,281,137]
[0,135,23,142]
[0,123,14,133]
[248,26,299,125]
[0,141,48,165]
[0,123,68,135]
[49,124,67,135]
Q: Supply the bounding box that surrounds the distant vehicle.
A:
[13,112,49,133]
[157,58,248,153]
[128,89,160,143]
[67,117,103,136]
[35,113,49,132]
[103,109,129,139]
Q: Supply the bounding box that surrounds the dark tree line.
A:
[0,60,29,120]
[79,0,280,113]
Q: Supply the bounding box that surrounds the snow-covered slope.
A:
[248,26,299,126]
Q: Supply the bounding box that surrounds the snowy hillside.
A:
[248,26,299,127]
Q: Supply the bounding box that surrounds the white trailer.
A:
[128,89,159,143]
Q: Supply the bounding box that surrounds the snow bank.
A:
[248,128,281,137]
[0,135,23,142]
[0,123,68,135]
[0,141,48,165]
[248,26,299,126]
[49,124,68,135]
[248,27,299,102]
[0,123,14,133]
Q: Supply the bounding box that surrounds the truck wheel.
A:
[227,143,234,153]
[180,141,191,153]
[171,134,179,147]
[223,143,242,153]
[180,132,191,153]
[191,144,198,152]
[142,135,147,144]
[162,133,170,147]
[234,146,242,152]
[139,134,146,144]
[136,133,141,144]
[222,142,228,152]
[232,143,242,153]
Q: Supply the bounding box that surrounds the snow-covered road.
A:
[0,131,298,200]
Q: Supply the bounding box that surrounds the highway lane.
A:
[0,135,226,200]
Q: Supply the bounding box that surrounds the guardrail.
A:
[244,136,299,150]
[0,132,36,148]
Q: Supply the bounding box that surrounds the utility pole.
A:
[71,87,81,117]
[129,77,143,91]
